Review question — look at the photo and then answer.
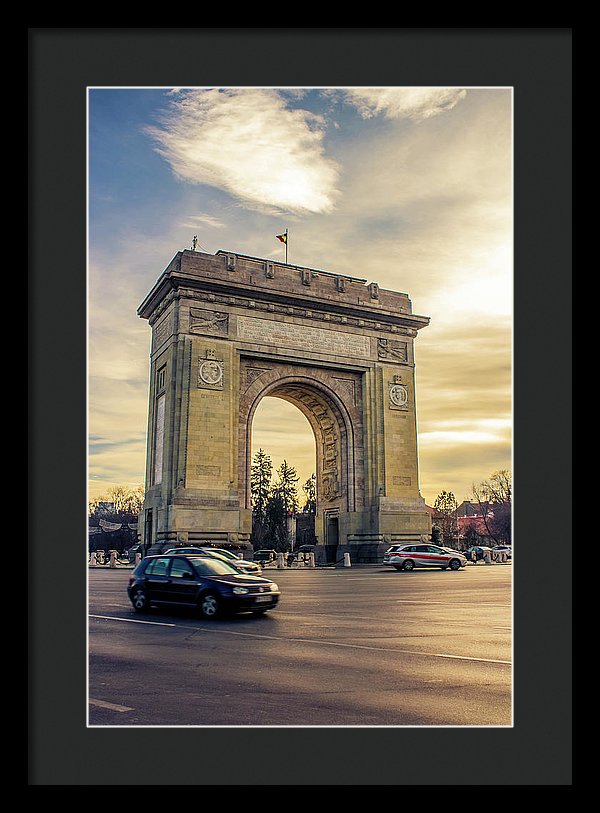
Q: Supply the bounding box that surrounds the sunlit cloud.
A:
[419,430,507,446]
[339,87,467,121]
[146,88,340,215]
[184,213,226,229]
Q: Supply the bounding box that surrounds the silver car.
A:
[197,547,263,576]
[383,543,468,571]
[163,546,262,575]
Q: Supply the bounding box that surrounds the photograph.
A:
[87,85,513,729]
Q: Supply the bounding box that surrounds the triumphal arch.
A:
[138,248,431,562]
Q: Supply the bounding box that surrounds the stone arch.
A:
[138,248,431,559]
[239,361,364,522]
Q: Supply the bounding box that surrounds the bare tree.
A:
[88,484,144,554]
[472,470,512,545]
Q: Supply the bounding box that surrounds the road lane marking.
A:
[90,614,177,628]
[396,600,511,608]
[89,614,511,665]
[89,698,133,712]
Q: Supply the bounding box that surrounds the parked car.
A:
[163,546,207,555]
[253,550,279,565]
[492,545,512,560]
[383,543,468,571]
[127,554,280,618]
[465,545,494,562]
[198,547,263,575]
[163,546,262,575]
[287,546,316,566]
[125,543,143,563]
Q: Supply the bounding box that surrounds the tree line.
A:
[88,484,144,552]
[250,448,316,552]
[432,470,512,549]
[87,468,511,554]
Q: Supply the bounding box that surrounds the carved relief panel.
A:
[197,349,224,390]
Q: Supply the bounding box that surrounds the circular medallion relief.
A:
[199,360,223,385]
[389,384,408,407]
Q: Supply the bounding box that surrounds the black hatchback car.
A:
[127,554,280,619]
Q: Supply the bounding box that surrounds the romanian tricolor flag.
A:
[276,232,287,244]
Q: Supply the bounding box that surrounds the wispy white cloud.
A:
[146,88,340,215]
[184,213,226,229]
[339,87,467,121]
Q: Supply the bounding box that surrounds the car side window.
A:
[145,558,171,576]
[169,558,195,579]
[403,546,416,553]
[428,546,443,553]
[416,545,431,552]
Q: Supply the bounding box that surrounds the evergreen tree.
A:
[273,459,299,515]
[302,473,317,514]
[264,491,291,552]
[433,490,458,546]
[250,448,273,520]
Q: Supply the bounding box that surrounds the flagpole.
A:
[285,228,288,264]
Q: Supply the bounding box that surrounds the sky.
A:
[88,86,512,508]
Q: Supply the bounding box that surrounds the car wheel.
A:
[199,591,221,619]
[449,559,461,571]
[402,559,415,572]
[131,588,149,612]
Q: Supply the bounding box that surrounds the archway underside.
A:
[239,361,364,529]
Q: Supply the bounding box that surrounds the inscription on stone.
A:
[152,312,173,350]
[197,465,221,476]
[237,316,370,358]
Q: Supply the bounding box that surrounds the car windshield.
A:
[201,550,240,564]
[209,549,238,560]
[187,557,243,576]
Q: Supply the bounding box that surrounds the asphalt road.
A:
[88,563,512,727]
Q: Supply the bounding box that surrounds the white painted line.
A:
[89,614,510,665]
[90,614,177,628]
[395,600,511,608]
[89,698,133,713]
[203,629,512,665]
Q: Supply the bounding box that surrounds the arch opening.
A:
[251,396,317,510]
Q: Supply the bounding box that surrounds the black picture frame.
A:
[29,28,572,786]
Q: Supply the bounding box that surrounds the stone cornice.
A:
[139,250,430,336]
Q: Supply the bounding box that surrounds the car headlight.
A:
[270,583,279,592]
[232,587,249,595]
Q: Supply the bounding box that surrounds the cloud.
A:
[184,213,226,229]
[340,87,467,121]
[146,88,340,215]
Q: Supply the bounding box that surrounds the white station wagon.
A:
[383,543,468,572]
